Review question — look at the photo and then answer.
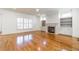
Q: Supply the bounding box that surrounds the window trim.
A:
[17,17,33,30]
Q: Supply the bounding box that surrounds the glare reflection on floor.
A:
[16,34,32,46]
[43,40,47,45]
[24,34,32,42]
[17,36,24,45]
[41,40,47,46]
[37,47,41,51]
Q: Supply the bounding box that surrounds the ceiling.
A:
[3,8,72,16]
[4,8,59,16]
[59,8,72,14]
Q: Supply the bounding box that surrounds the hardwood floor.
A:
[0,31,79,51]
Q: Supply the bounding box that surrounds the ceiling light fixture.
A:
[36,9,40,12]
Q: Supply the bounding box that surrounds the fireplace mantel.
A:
[41,23,58,34]
[46,23,58,27]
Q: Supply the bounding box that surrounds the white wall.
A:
[0,16,1,32]
[0,9,41,35]
[46,8,79,37]
[72,9,79,38]
[1,8,79,38]
[46,12,60,34]
[47,13,59,23]
[0,14,2,32]
[58,8,79,37]
[59,27,72,35]
[58,10,72,36]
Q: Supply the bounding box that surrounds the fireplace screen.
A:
[48,26,55,33]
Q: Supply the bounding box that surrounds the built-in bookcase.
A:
[60,17,72,27]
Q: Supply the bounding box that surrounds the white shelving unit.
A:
[60,17,72,27]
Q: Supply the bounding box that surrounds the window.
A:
[17,18,23,29]
[16,34,32,46]
[28,19,32,28]
[17,17,32,29]
[24,18,28,29]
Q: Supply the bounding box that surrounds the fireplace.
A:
[48,26,55,33]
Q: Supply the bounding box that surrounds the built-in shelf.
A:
[60,17,72,27]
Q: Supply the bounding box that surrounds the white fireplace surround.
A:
[46,23,58,33]
[41,23,58,34]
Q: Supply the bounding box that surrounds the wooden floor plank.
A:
[0,31,79,51]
